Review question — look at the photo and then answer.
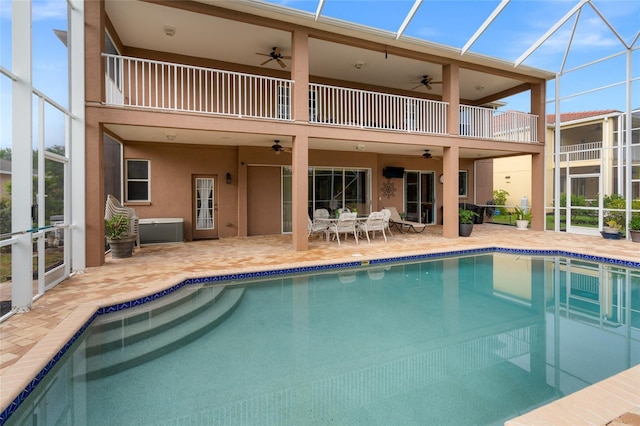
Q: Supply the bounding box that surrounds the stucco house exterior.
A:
[492,109,639,234]
[84,0,552,266]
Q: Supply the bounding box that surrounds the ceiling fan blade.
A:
[430,81,443,84]
[411,84,422,90]
[277,59,286,68]
[426,84,432,90]
[260,58,273,66]
[273,47,281,55]
[255,53,271,57]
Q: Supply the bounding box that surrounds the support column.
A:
[237,147,248,237]
[291,29,310,251]
[442,145,460,238]
[11,0,33,311]
[70,0,86,272]
[442,63,460,136]
[530,81,546,145]
[85,117,105,266]
[292,134,309,251]
[291,30,309,123]
[531,152,545,231]
[84,0,106,266]
[530,82,546,231]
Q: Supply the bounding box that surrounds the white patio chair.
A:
[380,208,393,236]
[308,216,329,239]
[358,211,387,243]
[105,194,140,249]
[327,212,358,245]
[313,208,330,220]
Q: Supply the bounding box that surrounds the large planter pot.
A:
[107,235,136,258]
[603,226,619,234]
[630,230,640,242]
[515,220,529,230]
[600,231,621,240]
[459,223,473,237]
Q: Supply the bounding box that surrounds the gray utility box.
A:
[139,218,184,244]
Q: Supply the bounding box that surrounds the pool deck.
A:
[1,223,640,424]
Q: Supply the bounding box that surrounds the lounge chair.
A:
[384,206,427,233]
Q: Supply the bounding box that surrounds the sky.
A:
[1,0,639,153]
[262,0,640,114]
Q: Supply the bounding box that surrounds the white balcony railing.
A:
[560,141,602,162]
[460,105,539,143]
[103,54,293,121]
[103,55,540,143]
[310,83,448,135]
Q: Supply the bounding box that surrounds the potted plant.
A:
[628,214,640,242]
[512,206,531,230]
[105,213,136,258]
[458,208,478,237]
[492,189,509,217]
[601,218,622,240]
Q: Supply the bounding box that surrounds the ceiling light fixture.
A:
[354,61,365,69]
[475,85,485,92]
[164,132,176,141]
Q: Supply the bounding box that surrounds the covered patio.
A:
[1,224,640,424]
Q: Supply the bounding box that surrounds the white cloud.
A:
[32,0,67,21]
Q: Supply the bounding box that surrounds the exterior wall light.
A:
[226,173,231,184]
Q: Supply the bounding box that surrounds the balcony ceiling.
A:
[104,0,551,158]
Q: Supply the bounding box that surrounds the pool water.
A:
[5,253,640,425]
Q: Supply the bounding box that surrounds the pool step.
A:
[82,285,245,379]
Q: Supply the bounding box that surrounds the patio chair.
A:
[313,208,330,220]
[380,208,393,236]
[384,206,426,234]
[357,211,387,243]
[105,194,140,249]
[308,216,329,239]
[327,212,358,245]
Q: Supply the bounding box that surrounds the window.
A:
[459,170,468,197]
[126,159,150,201]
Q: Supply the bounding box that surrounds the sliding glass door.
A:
[405,171,436,225]
[282,167,371,232]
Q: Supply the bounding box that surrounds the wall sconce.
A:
[226,173,231,184]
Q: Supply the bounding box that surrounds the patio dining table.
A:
[315,216,368,242]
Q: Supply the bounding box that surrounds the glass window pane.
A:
[127,160,148,179]
[127,181,148,201]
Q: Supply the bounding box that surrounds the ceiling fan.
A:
[256,47,290,68]
[411,75,442,91]
[272,140,291,154]
[422,149,432,159]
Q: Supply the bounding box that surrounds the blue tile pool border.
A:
[2,246,640,424]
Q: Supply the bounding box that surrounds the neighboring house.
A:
[492,109,640,232]
[84,0,553,266]
[0,158,10,200]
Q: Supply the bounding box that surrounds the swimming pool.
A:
[3,251,640,425]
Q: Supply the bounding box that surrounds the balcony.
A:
[559,141,603,162]
[103,54,539,143]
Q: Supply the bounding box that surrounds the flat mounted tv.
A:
[383,167,405,179]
